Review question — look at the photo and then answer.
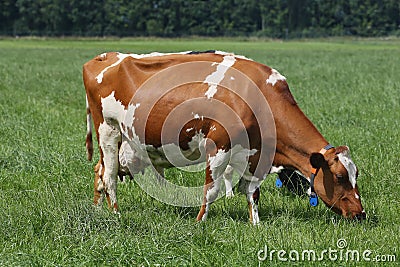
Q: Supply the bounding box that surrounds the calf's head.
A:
[310,146,366,220]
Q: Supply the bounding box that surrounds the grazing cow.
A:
[83,50,365,224]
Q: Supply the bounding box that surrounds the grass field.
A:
[0,37,399,266]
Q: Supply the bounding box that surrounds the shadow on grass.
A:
[116,176,379,227]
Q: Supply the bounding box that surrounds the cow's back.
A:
[83,52,273,143]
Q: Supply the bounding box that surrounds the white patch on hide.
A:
[101,91,126,124]
[97,165,104,192]
[86,95,92,135]
[101,91,147,175]
[188,131,206,152]
[101,91,140,130]
[119,141,134,171]
[205,177,222,204]
[208,144,257,181]
[214,50,253,61]
[306,187,312,196]
[208,149,230,180]
[226,145,257,176]
[96,53,129,83]
[204,55,236,99]
[338,151,357,188]
[266,69,286,86]
[124,103,140,130]
[247,191,260,225]
[223,165,234,198]
[98,164,103,177]
[96,51,192,83]
[98,122,121,211]
[269,166,284,174]
[96,51,253,84]
[146,131,207,170]
[193,113,203,120]
[237,177,261,225]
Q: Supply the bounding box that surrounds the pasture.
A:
[0,37,399,266]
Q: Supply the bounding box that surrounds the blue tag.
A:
[309,195,318,207]
[275,178,283,188]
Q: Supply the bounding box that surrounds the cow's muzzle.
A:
[354,211,367,221]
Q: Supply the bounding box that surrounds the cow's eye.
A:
[336,174,344,180]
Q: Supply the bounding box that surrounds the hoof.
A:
[226,191,235,198]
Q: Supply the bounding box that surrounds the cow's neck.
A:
[273,110,328,178]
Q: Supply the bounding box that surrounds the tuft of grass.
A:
[0,38,399,266]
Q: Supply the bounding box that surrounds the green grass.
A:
[0,37,399,266]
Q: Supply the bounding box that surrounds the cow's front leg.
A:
[99,121,121,213]
[248,186,260,225]
[196,166,222,221]
[240,178,261,225]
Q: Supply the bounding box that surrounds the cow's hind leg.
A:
[223,165,234,198]
[99,121,121,213]
[197,170,225,222]
[93,160,105,207]
[196,166,223,221]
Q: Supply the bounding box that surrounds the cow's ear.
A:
[310,153,325,168]
[335,145,350,156]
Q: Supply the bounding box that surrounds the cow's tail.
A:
[86,94,94,161]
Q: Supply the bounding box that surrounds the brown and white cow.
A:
[83,50,365,224]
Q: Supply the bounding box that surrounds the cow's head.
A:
[310,146,366,220]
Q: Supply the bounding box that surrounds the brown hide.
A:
[83,51,365,220]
